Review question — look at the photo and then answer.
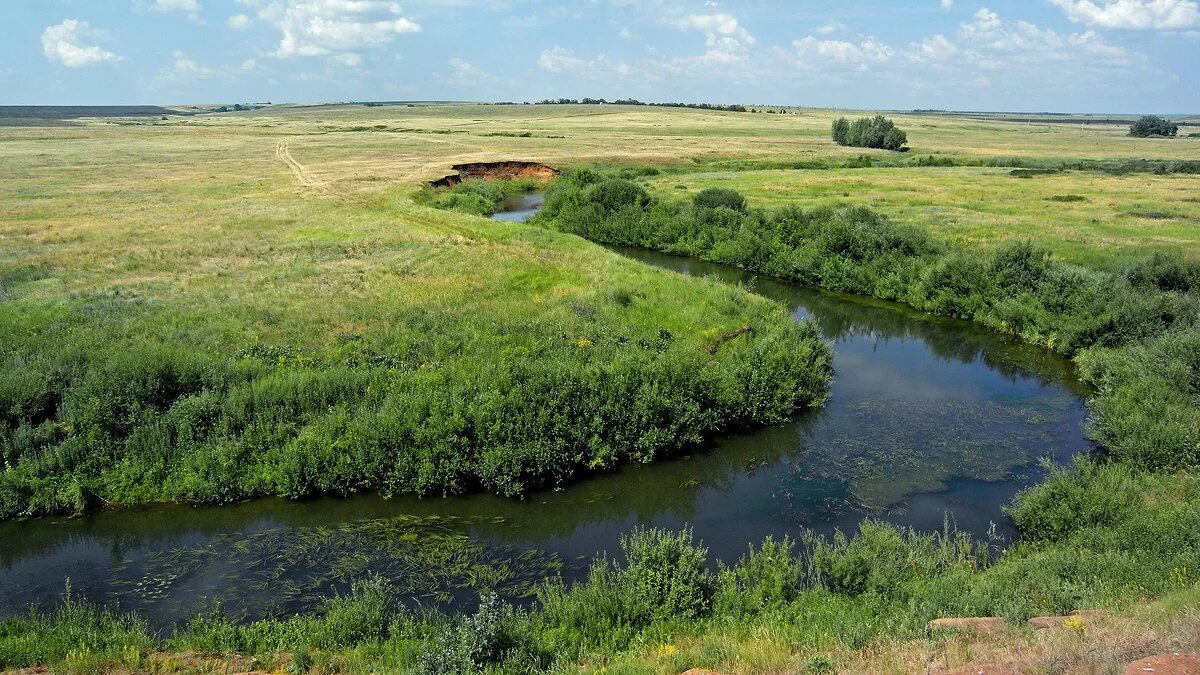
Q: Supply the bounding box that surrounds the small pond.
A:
[490,193,545,222]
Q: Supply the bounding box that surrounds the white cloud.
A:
[792,36,894,69]
[816,20,846,35]
[537,47,621,77]
[241,0,421,60]
[41,19,119,67]
[656,11,757,77]
[153,50,221,86]
[1047,0,1199,30]
[135,0,204,22]
[447,57,488,86]
[241,58,259,71]
[941,0,955,9]
[780,7,1145,101]
[228,14,252,29]
[907,34,959,62]
[148,0,201,12]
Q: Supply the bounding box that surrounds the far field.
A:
[8,103,1193,272]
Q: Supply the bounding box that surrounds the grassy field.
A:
[2,103,1199,673]
[1,103,839,516]
[6,103,1192,275]
[646,166,1200,270]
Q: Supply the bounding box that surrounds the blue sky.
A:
[3,0,1198,112]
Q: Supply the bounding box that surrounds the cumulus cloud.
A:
[228,14,252,29]
[941,0,955,9]
[792,36,894,69]
[674,12,755,64]
[135,0,204,22]
[782,6,1139,97]
[146,0,201,12]
[41,19,119,67]
[537,46,631,79]
[816,20,846,35]
[1047,0,1199,30]
[447,57,488,86]
[240,0,421,60]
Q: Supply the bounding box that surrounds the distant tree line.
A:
[1129,115,1179,138]
[831,115,908,151]
[522,98,748,112]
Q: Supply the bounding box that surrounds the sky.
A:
[2,0,1199,113]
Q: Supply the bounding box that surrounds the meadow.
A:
[1,103,1198,673]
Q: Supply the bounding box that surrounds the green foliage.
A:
[1129,115,1180,138]
[620,526,714,622]
[0,586,152,670]
[715,536,804,614]
[418,593,536,674]
[834,115,907,150]
[693,187,747,212]
[809,521,984,598]
[1007,459,1143,542]
[830,117,849,146]
[417,178,540,216]
[537,170,1200,474]
[0,206,832,517]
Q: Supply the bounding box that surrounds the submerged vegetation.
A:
[4,504,1199,673]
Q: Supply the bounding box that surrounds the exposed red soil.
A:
[430,160,559,187]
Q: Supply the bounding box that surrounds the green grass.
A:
[645,167,1200,271]
[3,103,1200,672]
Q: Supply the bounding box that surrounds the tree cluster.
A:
[531,98,748,112]
[831,115,908,151]
[1129,115,1179,138]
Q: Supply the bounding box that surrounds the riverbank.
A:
[2,104,1197,673]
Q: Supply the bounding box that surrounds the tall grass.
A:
[534,169,1200,473]
[6,495,1197,673]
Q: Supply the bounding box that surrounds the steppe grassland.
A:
[114,103,1197,272]
[646,166,1200,270]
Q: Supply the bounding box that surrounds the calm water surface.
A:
[0,216,1094,627]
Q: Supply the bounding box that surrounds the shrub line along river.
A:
[0,197,1093,628]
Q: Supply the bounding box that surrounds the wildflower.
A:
[656,644,678,657]
[577,338,594,348]
[1062,616,1086,632]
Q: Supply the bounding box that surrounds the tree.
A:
[883,127,908,151]
[831,117,850,145]
[835,115,908,151]
[1129,115,1179,138]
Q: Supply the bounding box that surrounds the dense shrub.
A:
[833,115,908,150]
[536,169,1200,474]
[1129,115,1179,138]
[693,187,747,212]
[0,198,832,518]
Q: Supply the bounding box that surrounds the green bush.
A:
[694,187,747,212]
[1007,459,1143,541]
[536,169,1200,474]
[1129,115,1179,138]
[833,115,907,150]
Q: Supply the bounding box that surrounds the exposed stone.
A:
[930,665,1019,675]
[928,617,1008,634]
[1028,609,1109,630]
[1123,652,1200,674]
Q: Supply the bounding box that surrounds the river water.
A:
[0,201,1093,627]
